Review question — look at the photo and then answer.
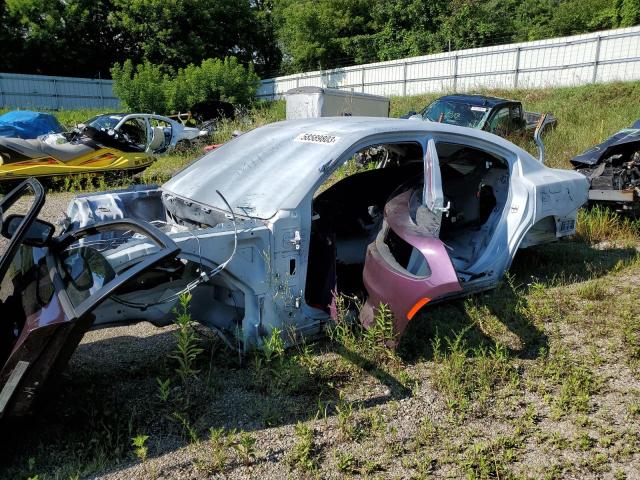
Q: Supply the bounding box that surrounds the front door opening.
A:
[304,142,424,310]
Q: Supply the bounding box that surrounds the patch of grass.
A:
[232,432,257,466]
[336,451,357,473]
[131,434,149,463]
[576,206,640,245]
[529,345,599,416]
[252,328,321,397]
[285,422,318,472]
[461,436,520,480]
[171,293,204,385]
[335,393,359,441]
[581,452,610,473]
[170,411,200,444]
[576,279,608,301]
[329,295,400,368]
[620,308,640,373]
[201,428,230,474]
[414,416,439,449]
[573,431,596,451]
[431,329,516,417]
[361,406,387,438]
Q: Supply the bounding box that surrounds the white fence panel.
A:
[3,26,639,109]
[257,26,640,99]
[0,72,119,110]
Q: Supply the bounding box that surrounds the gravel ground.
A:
[1,189,75,231]
[34,191,76,229]
[1,191,639,479]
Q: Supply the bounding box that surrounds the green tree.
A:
[111,60,170,112]
[168,57,260,111]
[369,0,448,61]
[513,0,556,41]
[3,0,122,77]
[111,57,259,114]
[435,0,518,51]
[1,0,279,77]
[0,1,22,73]
[109,0,256,69]
[272,0,374,72]
[548,0,617,35]
[251,0,283,77]
[616,0,640,26]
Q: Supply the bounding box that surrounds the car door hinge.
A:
[435,201,451,217]
[289,230,301,250]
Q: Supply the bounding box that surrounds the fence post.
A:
[361,67,365,93]
[592,35,602,83]
[402,62,408,96]
[514,47,521,88]
[0,74,4,108]
[452,54,459,92]
[52,78,60,110]
[96,80,104,108]
[296,76,300,88]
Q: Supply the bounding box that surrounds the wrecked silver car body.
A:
[61,117,589,352]
[0,118,590,417]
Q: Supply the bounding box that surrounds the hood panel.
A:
[161,120,352,219]
[571,125,640,166]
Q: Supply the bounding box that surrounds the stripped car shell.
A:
[65,117,588,345]
[1,118,589,417]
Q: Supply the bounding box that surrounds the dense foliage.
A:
[0,0,279,78]
[111,57,260,113]
[272,0,640,72]
[1,0,638,78]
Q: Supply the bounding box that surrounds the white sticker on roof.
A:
[294,133,340,145]
[470,106,487,112]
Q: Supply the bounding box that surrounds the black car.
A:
[403,94,555,137]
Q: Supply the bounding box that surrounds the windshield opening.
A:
[421,100,490,128]
[84,114,125,131]
[82,115,147,153]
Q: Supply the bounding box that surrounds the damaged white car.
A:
[0,117,589,418]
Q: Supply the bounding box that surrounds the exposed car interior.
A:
[305,139,510,309]
[436,142,509,273]
[305,142,423,308]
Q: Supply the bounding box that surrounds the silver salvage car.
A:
[0,117,589,417]
[63,117,588,347]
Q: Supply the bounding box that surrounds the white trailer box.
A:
[285,87,390,120]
